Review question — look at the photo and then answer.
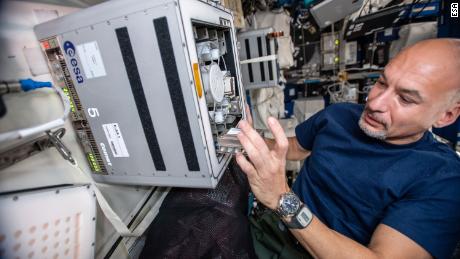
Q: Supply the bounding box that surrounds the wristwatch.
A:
[276,191,301,217]
[276,191,313,229]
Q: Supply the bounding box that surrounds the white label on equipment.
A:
[77,41,107,79]
[102,123,129,157]
[384,28,393,36]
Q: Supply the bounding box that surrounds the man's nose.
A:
[367,86,390,113]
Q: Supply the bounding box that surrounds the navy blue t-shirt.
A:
[292,103,460,259]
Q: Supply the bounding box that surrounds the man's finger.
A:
[245,104,253,126]
[237,129,265,169]
[239,120,270,156]
[267,117,289,158]
[235,153,257,179]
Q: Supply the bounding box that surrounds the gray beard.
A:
[358,115,388,141]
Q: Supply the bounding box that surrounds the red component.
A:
[267,31,284,38]
[42,41,50,50]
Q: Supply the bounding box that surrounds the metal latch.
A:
[0,128,75,170]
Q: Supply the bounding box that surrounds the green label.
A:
[62,87,76,112]
[86,152,101,173]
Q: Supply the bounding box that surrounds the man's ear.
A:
[433,101,460,128]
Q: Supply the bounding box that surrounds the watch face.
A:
[280,193,300,215]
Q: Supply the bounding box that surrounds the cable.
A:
[326,80,368,103]
[357,84,373,94]
[0,79,52,94]
[325,82,343,103]
[353,0,372,21]
[404,0,422,21]
[411,0,432,20]
[0,81,70,144]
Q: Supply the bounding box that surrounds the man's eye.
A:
[399,96,413,104]
[375,80,387,89]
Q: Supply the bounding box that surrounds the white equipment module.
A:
[34,0,246,188]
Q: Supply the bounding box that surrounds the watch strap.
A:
[283,204,313,229]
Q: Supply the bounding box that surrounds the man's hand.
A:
[236,116,290,210]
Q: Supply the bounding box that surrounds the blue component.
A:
[245,89,251,108]
[284,101,295,118]
[304,0,315,7]
[366,73,381,79]
[304,79,321,84]
[284,84,298,103]
[376,28,400,42]
[19,79,52,92]
[408,1,440,18]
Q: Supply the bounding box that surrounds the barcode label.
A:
[102,123,129,157]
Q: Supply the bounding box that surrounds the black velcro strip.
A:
[153,17,200,171]
[115,27,166,171]
[257,37,265,81]
[245,39,253,83]
[266,37,273,81]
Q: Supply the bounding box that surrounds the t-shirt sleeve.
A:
[295,109,326,151]
[382,168,460,259]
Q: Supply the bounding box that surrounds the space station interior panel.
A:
[34,0,246,188]
[238,28,281,89]
[310,0,364,29]
[321,32,339,71]
[0,184,96,259]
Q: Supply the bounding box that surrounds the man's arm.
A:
[265,137,310,161]
[288,217,431,259]
[236,117,432,259]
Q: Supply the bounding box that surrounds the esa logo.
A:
[63,41,84,84]
[452,3,458,18]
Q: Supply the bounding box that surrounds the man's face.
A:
[359,51,453,144]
